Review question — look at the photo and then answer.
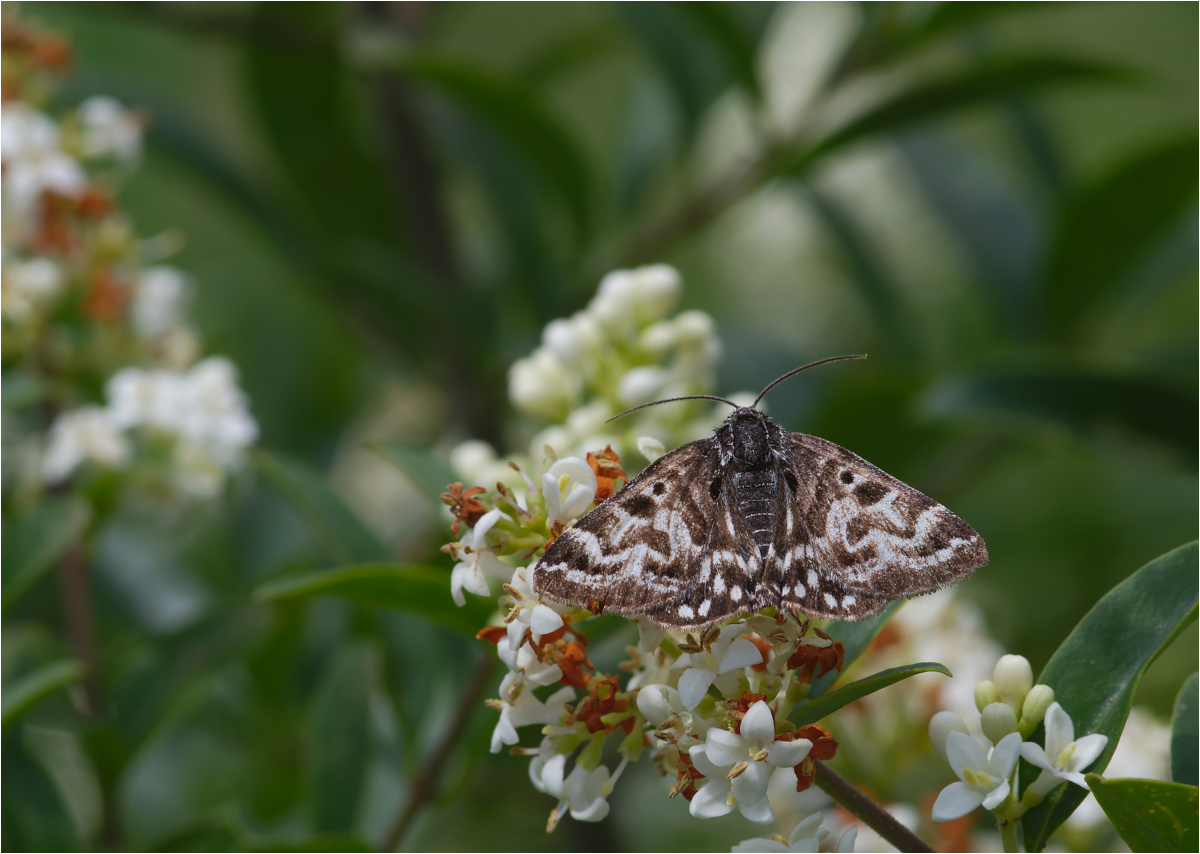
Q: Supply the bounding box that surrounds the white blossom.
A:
[1020,702,1108,796]
[732,812,857,853]
[689,701,813,824]
[530,748,627,825]
[490,672,573,753]
[450,508,510,607]
[673,623,765,710]
[2,256,64,322]
[931,730,1022,821]
[541,456,596,525]
[504,565,565,651]
[1,102,85,213]
[130,265,188,338]
[78,96,142,164]
[42,406,130,483]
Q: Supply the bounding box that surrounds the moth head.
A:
[726,407,771,466]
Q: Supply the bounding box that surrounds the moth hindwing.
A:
[532,406,987,631]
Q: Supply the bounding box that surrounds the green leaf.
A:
[371,443,459,510]
[1,660,83,735]
[307,643,374,833]
[243,3,399,248]
[248,834,373,853]
[1086,775,1199,853]
[1022,541,1199,852]
[377,54,594,244]
[672,2,764,102]
[1,498,91,613]
[255,563,492,636]
[252,450,390,566]
[921,366,1198,465]
[1,738,80,850]
[808,601,903,699]
[1043,138,1199,337]
[1171,674,1199,786]
[790,661,950,729]
[783,57,1126,175]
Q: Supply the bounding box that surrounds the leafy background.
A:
[3,2,1196,851]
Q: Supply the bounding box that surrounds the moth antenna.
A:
[606,395,740,423]
[752,354,866,410]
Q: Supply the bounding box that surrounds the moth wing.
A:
[777,432,987,603]
[533,438,724,627]
[770,457,892,621]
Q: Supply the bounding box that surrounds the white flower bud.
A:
[637,436,666,463]
[975,679,1000,712]
[981,702,1020,745]
[993,654,1034,713]
[449,439,497,482]
[928,710,970,764]
[616,366,667,405]
[1020,684,1056,736]
[627,264,681,323]
[509,349,579,420]
[636,683,681,725]
[672,309,715,343]
[638,320,678,357]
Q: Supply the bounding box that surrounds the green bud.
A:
[981,701,1019,745]
[975,679,1000,712]
[1019,684,1056,737]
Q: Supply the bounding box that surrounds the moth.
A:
[533,355,987,630]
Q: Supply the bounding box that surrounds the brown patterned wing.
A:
[774,432,987,610]
[532,438,756,630]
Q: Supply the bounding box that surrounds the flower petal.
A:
[945,730,987,777]
[689,779,734,819]
[1043,702,1075,756]
[740,701,776,745]
[704,728,747,768]
[931,781,984,822]
[1019,741,1055,773]
[530,603,564,636]
[988,732,1023,778]
[720,637,766,673]
[1067,733,1108,773]
[678,666,716,710]
[980,779,1011,811]
[765,737,812,768]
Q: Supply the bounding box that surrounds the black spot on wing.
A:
[852,480,888,505]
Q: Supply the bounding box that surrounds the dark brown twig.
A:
[814,759,935,853]
[380,654,497,852]
[56,541,105,717]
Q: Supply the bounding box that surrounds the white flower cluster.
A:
[1,97,139,236]
[2,75,257,502]
[43,356,258,498]
[451,456,853,835]
[453,264,727,487]
[443,267,859,845]
[927,654,1107,823]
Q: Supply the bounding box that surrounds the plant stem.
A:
[999,817,1020,852]
[380,653,497,852]
[813,760,934,853]
[56,541,105,717]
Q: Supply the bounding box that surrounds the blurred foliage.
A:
[2,2,1196,851]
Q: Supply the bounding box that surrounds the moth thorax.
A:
[731,415,770,467]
